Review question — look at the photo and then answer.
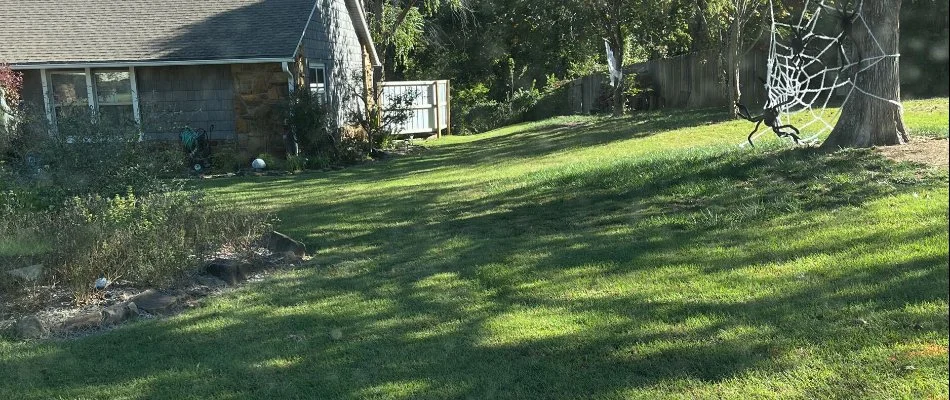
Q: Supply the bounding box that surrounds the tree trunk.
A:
[821,0,908,151]
[609,34,625,117]
[726,16,741,119]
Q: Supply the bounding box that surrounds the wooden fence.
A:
[381,80,451,137]
[565,48,770,114]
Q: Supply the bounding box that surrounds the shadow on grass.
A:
[2,120,948,399]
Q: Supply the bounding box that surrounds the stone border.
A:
[1,231,308,340]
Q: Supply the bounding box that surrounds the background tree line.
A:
[362,0,947,133]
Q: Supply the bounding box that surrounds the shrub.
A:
[1,97,272,302]
[509,87,542,121]
[2,190,272,300]
[210,142,244,173]
[305,152,333,170]
[285,154,307,172]
[255,153,285,171]
[281,88,333,157]
[4,105,183,208]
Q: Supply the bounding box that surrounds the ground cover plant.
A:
[0,99,271,303]
[0,98,946,399]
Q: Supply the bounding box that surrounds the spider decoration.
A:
[735,98,802,147]
[788,16,820,67]
[822,0,864,76]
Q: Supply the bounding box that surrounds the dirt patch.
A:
[876,138,949,168]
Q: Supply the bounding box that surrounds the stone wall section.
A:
[231,63,290,156]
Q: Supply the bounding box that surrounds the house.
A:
[0,0,382,156]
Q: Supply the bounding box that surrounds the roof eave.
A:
[9,57,295,70]
[343,0,382,67]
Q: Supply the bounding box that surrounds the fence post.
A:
[433,81,441,139]
[445,80,452,136]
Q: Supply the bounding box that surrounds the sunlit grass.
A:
[0,98,946,399]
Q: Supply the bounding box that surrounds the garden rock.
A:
[129,290,179,315]
[264,231,307,259]
[62,311,104,331]
[101,302,139,325]
[5,264,44,282]
[205,258,253,285]
[196,274,228,289]
[16,316,48,339]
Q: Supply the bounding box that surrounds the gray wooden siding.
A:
[303,0,365,125]
[136,65,235,140]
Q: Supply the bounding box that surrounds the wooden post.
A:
[446,80,452,136]
[432,81,441,139]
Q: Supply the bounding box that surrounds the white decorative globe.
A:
[251,158,266,170]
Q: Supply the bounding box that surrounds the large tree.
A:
[584,0,630,117]
[364,0,463,79]
[583,0,689,117]
[692,0,769,117]
[821,0,908,150]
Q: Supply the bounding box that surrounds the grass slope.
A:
[1,99,948,399]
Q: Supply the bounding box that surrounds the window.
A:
[308,65,327,102]
[93,70,134,127]
[44,68,138,129]
[49,71,89,123]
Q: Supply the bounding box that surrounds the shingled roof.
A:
[0,0,319,67]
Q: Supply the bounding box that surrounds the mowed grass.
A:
[1,99,947,399]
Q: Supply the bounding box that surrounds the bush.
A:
[4,105,184,208]
[0,93,272,301]
[255,153,285,171]
[281,89,333,157]
[210,142,244,173]
[285,154,307,172]
[1,190,272,300]
[454,83,556,135]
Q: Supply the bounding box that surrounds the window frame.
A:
[40,66,141,135]
[308,63,327,103]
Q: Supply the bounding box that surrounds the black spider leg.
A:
[747,120,764,147]
[772,124,802,144]
[828,0,864,79]
[770,97,801,145]
[735,102,764,148]
[736,102,755,120]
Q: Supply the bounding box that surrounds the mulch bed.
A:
[1,235,309,340]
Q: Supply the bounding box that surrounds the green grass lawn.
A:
[1,99,947,399]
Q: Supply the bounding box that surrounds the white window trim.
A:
[84,67,95,114]
[42,68,142,136]
[39,68,52,126]
[309,63,327,103]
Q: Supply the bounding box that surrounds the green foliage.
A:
[3,105,183,208]
[281,89,332,157]
[285,155,307,172]
[209,143,244,173]
[382,5,426,69]
[255,153,284,171]
[305,152,333,170]
[454,80,575,134]
[451,84,510,135]
[1,190,271,300]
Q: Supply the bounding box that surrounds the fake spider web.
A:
[742,0,902,147]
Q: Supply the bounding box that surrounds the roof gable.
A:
[0,0,319,66]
